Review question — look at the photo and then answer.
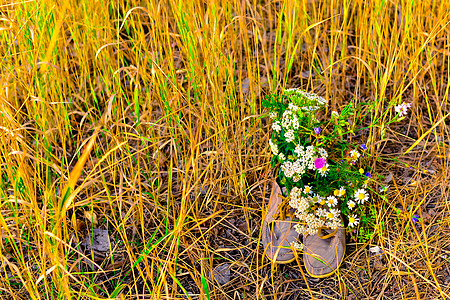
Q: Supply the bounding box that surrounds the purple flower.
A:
[412,214,420,223]
[360,144,367,150]
[365,172,372,178]
[314,127,321,134]
[314,157,326,169]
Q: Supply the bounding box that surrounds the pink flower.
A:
[394,102,412,117]
[314,158,326,169]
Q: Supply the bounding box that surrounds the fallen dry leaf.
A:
[84,210,98,227]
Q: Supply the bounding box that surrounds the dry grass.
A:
[1,0,450,298]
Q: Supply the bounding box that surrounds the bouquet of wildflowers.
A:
[263,89,374,239]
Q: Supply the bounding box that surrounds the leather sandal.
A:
[262,179,299,264]
[303,226,346,278]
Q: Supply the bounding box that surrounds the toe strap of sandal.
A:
[272,193,293,221]
[318,228,337,239]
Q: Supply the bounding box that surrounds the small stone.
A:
[369,246,383,255]
[307,277,321,284]
[301,70,311,78]
[403,177,412,185]
[383,173,393,183]
[241,77,250,94]
[374,256,384,270]
[200,185,209,195]
[212,264,231,285]
[422,211,432,222]
[83,228,113,252]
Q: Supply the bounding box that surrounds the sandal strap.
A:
[318,228,337,239]
[272,193,291,221]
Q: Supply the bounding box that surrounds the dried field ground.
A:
[1,0,450,299]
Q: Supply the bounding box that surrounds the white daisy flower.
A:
[347,200,356,210]
[394,102,412,117]
[278,153,286,161]
[269,112,278,119]
[379,185,390,193]
[349,150,360,161]
[326,209,340,220]
[354,188,369,204]
[303,185,312,194]
[318,163,329,176]
[364,178,370,187]
[310,194,320,204]
[327,196,338,207]
[348,214,359,227]
[339,186,346,197]
[317,196,326,206]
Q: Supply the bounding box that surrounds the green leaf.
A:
[201,272,210,300]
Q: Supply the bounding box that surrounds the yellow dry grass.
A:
[0,0,450,299]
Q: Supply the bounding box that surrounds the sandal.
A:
[262,179,299,264]
[303,226,346,278]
